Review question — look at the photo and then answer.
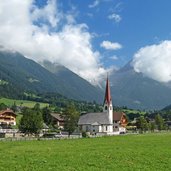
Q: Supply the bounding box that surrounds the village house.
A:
[50,113,64,129]
[78,77,128,135]
[113,112,128,133]
[0,109,16,127]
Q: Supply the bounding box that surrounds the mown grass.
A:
[0,133,171,171]
[0,98,48,108]
[122,109,146,115]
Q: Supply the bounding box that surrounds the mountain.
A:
[42,60,104,102]
[0,50,103,103]
[161,104,171,111]
[110,61,171,110]
[2,49,171,110]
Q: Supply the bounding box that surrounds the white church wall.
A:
[108,125,113,132]
[113,121,119,131]
[82,125,91,132]
[91,125,101,133]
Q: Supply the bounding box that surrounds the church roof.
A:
[104,77,112,105]
[91,122,101,126]
[78,112,111,125]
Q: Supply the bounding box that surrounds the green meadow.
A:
[0,133,171,171]
[0,98,48,108]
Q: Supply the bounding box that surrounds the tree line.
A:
[18,103,79,137]
[130,114,168,133]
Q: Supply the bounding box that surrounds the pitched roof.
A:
[51,113,64,121]
[104,77,112,105]
[0,109,16,116]
[113,112,125,121]
[78,112,110,125]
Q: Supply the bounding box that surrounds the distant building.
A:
[113,112,128,133]
[0,109,16,126]
[50,113,64,129]
[78,77,128,135]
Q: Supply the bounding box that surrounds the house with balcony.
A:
[0,109,16,126]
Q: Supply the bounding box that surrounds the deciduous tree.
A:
[136,116,148,133]
[62,104,79,137]
[19,108,43,136]
[155,114,164,131]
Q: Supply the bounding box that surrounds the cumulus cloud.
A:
[0,0,108,85]
[100,40,122,50]
[108,13,122,23]
[31,0,60,27]
[132,40,171,83]
[88,0,99,8]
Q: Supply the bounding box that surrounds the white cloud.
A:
[108,13,122,23]
[88,0,99,8]
[132,40,171,83]
[100,41,122,50]
[31,0,59,27]
[0,0,108,85]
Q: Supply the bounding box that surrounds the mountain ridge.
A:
[0,50,103,103]
[1,49,171,110]
[110,61,171,110]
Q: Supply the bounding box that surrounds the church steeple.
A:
[103,76,113,126]
[104,76,112,105]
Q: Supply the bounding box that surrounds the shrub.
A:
[82,131,87,138]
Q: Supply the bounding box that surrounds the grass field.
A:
[122,109,146,115]
[0,98,49,108]
[0,133,171,171]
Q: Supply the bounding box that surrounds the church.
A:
[78,77,128,135]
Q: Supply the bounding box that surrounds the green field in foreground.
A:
[0,133,171,171]
[0,98,48,108]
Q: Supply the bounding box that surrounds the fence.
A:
[0,129,18,133]
[0,135,82,142]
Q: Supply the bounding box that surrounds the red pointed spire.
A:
[104,76,112,105]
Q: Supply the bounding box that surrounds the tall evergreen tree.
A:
[0,103,7,110]
[42,106,52,125]
[33,103,41,111]
[11,101,17,112]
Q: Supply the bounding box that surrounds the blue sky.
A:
[1,0,171,84]
[34,0,171,68]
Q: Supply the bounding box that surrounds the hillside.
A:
[0,98,48,108]
[2,49,171,110]
[42,61,103,102]
[110,61,171,110]
[0,50,103,103]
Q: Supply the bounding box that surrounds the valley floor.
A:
[0,133,171,171]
